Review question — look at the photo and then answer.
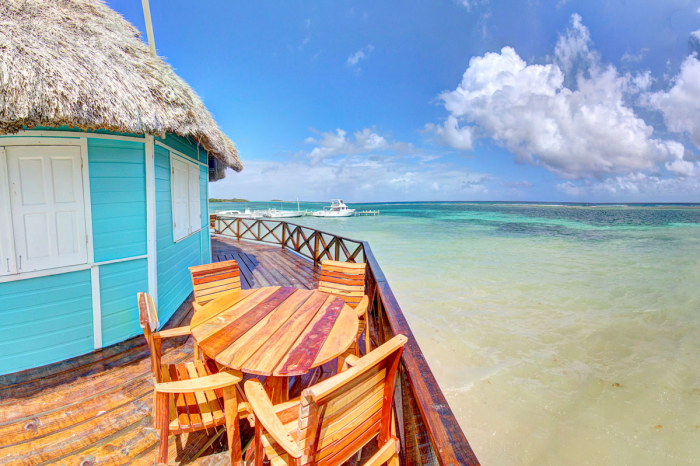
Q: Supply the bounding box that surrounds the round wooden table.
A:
[190,286,359,402]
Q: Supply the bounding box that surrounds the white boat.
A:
[312,199,356,218]
[263,198,306,218]
[263,208,306,218]
[216,208,262,219]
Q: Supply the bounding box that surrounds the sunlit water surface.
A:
[212,201,700,466]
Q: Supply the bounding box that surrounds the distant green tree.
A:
[209,198,249,202]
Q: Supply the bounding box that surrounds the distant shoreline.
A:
[209,198,249,203]
[208,199,700,208]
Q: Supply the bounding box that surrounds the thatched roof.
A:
[0,0,242,178]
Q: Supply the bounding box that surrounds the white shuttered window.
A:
[170,155,201,242]
[0,145,88,274]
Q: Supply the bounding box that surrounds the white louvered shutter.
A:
[188,165,201,233]
[171,157,190,242]
[7,146,87,272]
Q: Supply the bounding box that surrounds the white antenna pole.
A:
[141,0,157,58]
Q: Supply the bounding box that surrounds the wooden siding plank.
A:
[88,139,147,263]
[0,270,93,375]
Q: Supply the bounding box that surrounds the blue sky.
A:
[112,0,700,202]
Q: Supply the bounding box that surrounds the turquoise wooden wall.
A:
[0,270,93,374]
[163,133,208,165]
[200,165,211,263]
[100,259,148,347]
[0,131,210,375]
[88,138,149,346]
[88,139,147,262]
[155,136,209,324]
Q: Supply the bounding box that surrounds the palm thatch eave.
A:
[0,0,242,180]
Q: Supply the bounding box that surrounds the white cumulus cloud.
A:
[642,55,700,149]
[427,14,684,179]
[424,116,475,150]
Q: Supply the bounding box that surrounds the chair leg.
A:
[224,386,243,466]
[194,342,201,362]
[337,353,347,374]
[364,321,371,355]
[155,392,170,464]
[364,437,400,466]
[254,420,263,466]
[388,451,400,466]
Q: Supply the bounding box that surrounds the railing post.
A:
[314,231,320,267]
[281,222,286,249]
[236,218,240,240]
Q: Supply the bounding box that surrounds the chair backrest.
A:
[137,292,163,382]
[295,334,406,466]
[188,260,242,306]
[318,260,366,309]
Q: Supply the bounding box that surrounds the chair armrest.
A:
[354,295,369,318]
[154,370,242,393]
[244,379,301,459]
[153,326,191,339]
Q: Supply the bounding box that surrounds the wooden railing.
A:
[214,216,365,265]
[214,216,481,466]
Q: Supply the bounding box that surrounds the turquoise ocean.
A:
[211,201,700,466]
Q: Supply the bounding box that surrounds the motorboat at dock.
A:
[312,199,356,217]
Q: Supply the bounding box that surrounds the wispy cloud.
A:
[299,18,311,50]
[501,181,533,188]
[621,48,649,63]
[304,127,415,163]
[211,124,493,202]
[346,45,374,68]
[454,0,476,11]
[211,157,490,202]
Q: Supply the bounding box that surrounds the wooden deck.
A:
[0,237,329,466]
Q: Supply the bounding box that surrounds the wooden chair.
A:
[244,335,407,466]
[319,260,370,358]
[137,292,244,465]
[189,260,242,314]
[188,260,242,361]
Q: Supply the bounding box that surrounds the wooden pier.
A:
[0,222,480,466]
[354,210,380,216]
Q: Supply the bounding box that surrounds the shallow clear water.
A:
[212,201,700,465]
